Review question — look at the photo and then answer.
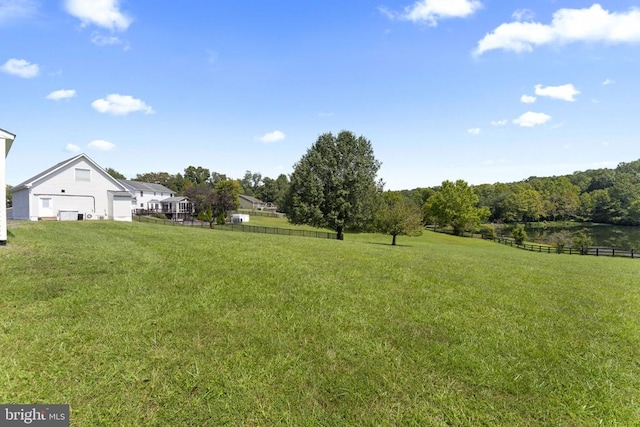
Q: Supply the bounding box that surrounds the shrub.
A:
[573,229,593,255]
[511,224,527,245]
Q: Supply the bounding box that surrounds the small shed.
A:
[231,213,250,224]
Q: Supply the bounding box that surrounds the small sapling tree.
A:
[376,191,424,245]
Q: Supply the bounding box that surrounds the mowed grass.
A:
[1,221,639,426]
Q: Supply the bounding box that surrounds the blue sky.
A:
[2,0,640,190]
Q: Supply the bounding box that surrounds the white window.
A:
[75,168,91,181]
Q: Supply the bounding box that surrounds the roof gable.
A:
[12,153,126,191]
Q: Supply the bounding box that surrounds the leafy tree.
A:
[134,171,185,192]
[284,131,382,240]
[241,171,263,196]
[184,166,211,186]
[197,205,215,228]
[210,172,228,187]
[573,229,593,255]
[105,167,126,180]
[183,182,213,215]
[376,191,423,246]
[423,179,489,235]
[511,224,527,245]
[212,179,241,222]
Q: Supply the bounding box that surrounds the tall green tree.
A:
[424,179,489,235]
[105,167,126,180]
[284,131,382,240]
[376,191,423,246]
[134,171,185,193]
[184,166,211,186]
[212,179,241,221]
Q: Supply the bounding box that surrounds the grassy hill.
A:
[1,221,639,425]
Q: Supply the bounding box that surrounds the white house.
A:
[117,180,192,219]
[11,153,132,222]
[1,128,16,246]
[118,180,174,213]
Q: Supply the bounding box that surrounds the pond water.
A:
[502,224,640,250]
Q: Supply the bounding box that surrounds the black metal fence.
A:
[485,235,637,258]
[133,215,336,240]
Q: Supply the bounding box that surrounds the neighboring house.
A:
[159,196,193,220]
[117,180,192,219]
[239,194,270,211]
[11,153,132,222]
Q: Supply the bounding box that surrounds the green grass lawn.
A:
[1,221,639,426]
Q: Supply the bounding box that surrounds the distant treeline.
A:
[401,159,640,226]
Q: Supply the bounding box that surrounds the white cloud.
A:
[0,58,39,78]
[521,94,537,104]
[475,4,640,56]
[512,8,535,22]
[258,130,286,144]
[91,32,126,47]
[91,94,154,115]
[64,0,132,31]
[66,143,81,153]
[46,89,77,101]
[467,127,481,135]
[513,111,552,127]
[491,119,508,126]
[602,78,614,85]
[0,0,38,23]
[88,139,115,151]
[534,83,580,102]
[383,0,482,26]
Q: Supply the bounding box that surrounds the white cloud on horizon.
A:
[0,58,39,78]
[513,111,551,127]
[491,119,508,126]
[64,0,132,31]
[535,83,580,102]
[46,89,77,101]
[0,0,38,24]
[66,143,81,153]
[467,127,481,135]
[88,139,116,151]
[602,78,615,85]
[381,0,482,26]
[258,130,286,144]
[91,94,154,115]
[474,4,640,56]
[521,94,537,104]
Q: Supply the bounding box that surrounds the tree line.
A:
[105,130,640,243]
[401,159,640,228]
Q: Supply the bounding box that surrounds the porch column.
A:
[1,129,16,246]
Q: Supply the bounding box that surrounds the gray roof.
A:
[161,196,189,203]
[118,179,175,194]
[12,153,125,192]
[239,194,265,204]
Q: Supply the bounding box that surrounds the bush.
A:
[511,224,527,245]
[573,229,593,255]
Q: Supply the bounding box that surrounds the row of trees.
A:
[400,160,640,228]
[107,130,640,241]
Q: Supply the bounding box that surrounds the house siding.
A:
[11,155,131,221]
